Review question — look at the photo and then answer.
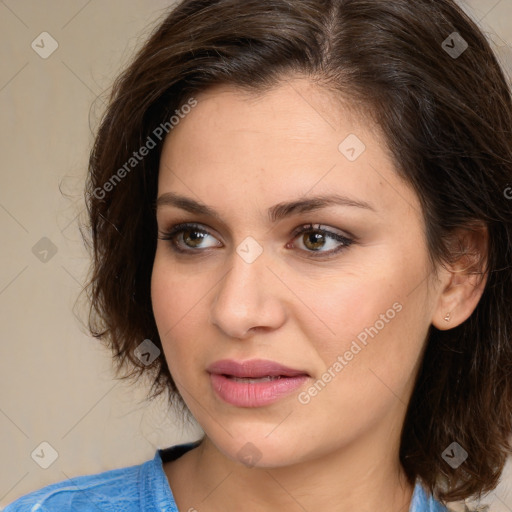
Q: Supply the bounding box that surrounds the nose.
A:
[209,245,287,339]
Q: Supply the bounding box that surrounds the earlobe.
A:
[431,224,489,331]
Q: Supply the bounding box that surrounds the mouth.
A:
[206,359,310,407]
[206,358,310,378]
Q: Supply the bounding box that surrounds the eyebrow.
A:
[155,191,376,223]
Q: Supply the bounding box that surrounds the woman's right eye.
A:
[157,223,222,254]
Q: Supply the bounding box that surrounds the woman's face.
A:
[151,78,440,468]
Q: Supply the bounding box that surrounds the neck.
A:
[169,425,415,512]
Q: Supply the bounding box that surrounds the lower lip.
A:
[209,373,309,407]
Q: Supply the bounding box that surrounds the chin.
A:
[206,426,307,469]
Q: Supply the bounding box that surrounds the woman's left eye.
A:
[289,223,354,257]
[157,222,354,258]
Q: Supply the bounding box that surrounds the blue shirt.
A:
[4,441,449,511]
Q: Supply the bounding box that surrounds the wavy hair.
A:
[81,0,512,504]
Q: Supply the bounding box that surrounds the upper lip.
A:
[207,359,309,378]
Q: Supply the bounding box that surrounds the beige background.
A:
[0,1,511,510]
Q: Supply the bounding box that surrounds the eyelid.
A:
[290,222,356,242]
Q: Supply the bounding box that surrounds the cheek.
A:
[305,259,430,406]
[293,291,426,444]
[151,256,178,335]
[151,248,204,331]
[150,251,201,363]
[299,266,402,352]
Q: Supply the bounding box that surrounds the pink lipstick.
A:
[207,359,309,407]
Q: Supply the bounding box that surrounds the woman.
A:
[5,0,512,511]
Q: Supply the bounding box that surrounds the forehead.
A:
[158,79,422,223]
[171,79,364,147]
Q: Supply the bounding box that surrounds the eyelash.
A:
[157,222,354,259]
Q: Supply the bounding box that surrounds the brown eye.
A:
[301,230,327,251]
[158,222,354,258]
[158,223,221,253]
[181,228,208,248]
[290,224,354,258]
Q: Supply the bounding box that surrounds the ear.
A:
[431,223,489,330]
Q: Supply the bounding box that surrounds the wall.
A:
[1,1,511,510]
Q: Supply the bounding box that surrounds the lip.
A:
[206,359,309,378]
[207,359,310,407]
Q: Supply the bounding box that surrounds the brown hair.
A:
[81,0,512,504]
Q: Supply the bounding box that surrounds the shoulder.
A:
[3,442,200,512]
[411,481,453,512]
[3,461,143,512]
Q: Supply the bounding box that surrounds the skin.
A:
[151,77,487,512]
